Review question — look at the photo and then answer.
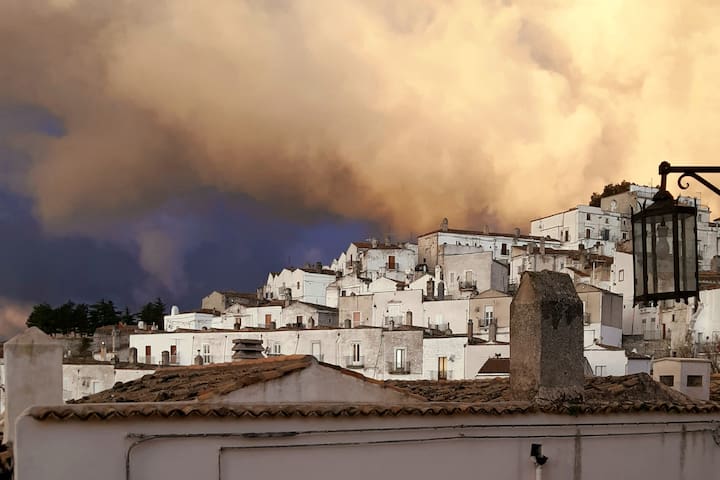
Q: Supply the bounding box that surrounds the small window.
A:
[296,281,300,289]
[202,343,211,364]
[352,343,361,362]
[341,290,346,297]
[296,315,303,325]
[501,243,508,255]
[687,375,703,387]
[586,213,591,221]
[659,375,674,386]
[618,269,624,282]
[605,218,608,224]
[585,229,591,239]
[564,230,569,242]
[594,365,606,376]
[273,343,281,355]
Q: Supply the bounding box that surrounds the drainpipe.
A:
[531,444,548,480]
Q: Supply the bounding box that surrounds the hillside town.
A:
[2,182,720,479]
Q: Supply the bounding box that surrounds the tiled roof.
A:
[418,228,559,242]
[478,358,510,374]
[71,355,315,403]
[389,373,702,405]
[711,375,720,402]
[352,241,409,250]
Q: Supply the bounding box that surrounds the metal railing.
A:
[387,361,411,375]
[344,356,365,369]
[385,262,398,270]
[428,370,453,381]
[459,280,477,290]
[428,322,449,332]
[384,315,404,327]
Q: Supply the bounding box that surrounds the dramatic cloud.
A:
[1,0,720,238]
[0,297,31,341]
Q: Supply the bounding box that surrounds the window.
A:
[352,311,361,327]
[585,229,591,239]
[394,348,406,371]
[618,269,624,282]
[586,213,591,221]
[170,344,177,364]
[484,306,494,326]
[145,345,152,363]
[659,375,674,386]
[296,315,303,326]
[438,356,448,380]
[388,255,396,270]
[501,243,508,255]
[602,229,609,241]
[594,365,606,376]
[341,290,346,297]
[273,343,281,355]
[352,343,361,362]
[202,343,211,364]
[564,230,569,242]
[296,281,300,289]
[687,375,703,387]
[605,218,609,224]
[622,232,627,240]
[265,314,272,327]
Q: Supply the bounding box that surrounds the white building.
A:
[263,266,337,305]
[164,307,219,332]
[417,219,562,270]
[331,240,418,282]
[583,343,631,376]
[530,205,625,256]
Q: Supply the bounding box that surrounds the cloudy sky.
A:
[2,0,720,339]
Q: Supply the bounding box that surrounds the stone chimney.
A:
[3,327,63,445]
[467,319,474,342]
[540,238,546,255]
[426,278,435,299]
[441,218,449,232]
[128,347,138,365]
[437,280,445,300]
[232,338,265,361]
[510,271,584,403]
[194,350,204,365]
[488,319,497,343]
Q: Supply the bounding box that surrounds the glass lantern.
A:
[631,193,698,305]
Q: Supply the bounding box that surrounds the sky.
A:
[2,0,720,339]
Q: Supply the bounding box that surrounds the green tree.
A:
[120,306,136,325]
[589,180,632,207]
[139,298,166,330]
[87,299,120,334]
[26,302,57,334]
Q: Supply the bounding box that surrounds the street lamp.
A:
[632,162,720,305]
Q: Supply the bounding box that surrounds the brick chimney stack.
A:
[510,271,584,403]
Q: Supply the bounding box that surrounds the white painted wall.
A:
[422,299,469,334]
[583,345,627,376]
[164,312,217,332]
[16,410,720,480]
[422,337,467,380]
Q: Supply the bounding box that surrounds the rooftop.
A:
[418,227,559,243]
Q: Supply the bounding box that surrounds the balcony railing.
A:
[385,262,398,270]
[459,280,477,290]
[344,356,365,369]
[429,370,453,381]
[387,361,411,375]
[428,322,449,332]
[384,315,404,327]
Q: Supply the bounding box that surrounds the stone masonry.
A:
[510,271,584,403]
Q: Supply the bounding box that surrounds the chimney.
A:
[540,238,546,255]
[488,319,497,343]
[437,281,445,300]
[232,338,265,361]
[3,328,63,445]
[315,261,323,271]
[514,227,520,238]
[467,319,474,342]
[385,235,391,246]
[371,238,378,248]
[426,278,435,299]
[194,350,204,365]
[483,224,490,234]
[441,217,449,232]
[510,271,584,403]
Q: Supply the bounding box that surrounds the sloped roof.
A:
[478,357,510,374]
[473,289,510,299]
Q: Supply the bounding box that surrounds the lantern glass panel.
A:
[644,211,674,297]
[679,210,697,292]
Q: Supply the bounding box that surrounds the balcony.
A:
[385,262,398,271]
[344,356,365,369]
[387,361,411,375]
[459,280,477,291]
[384,315,404,327]
[429,370,453,381]
[428,322,449,333]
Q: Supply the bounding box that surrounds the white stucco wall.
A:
[583,346,627,376]
[15,410,720,480]
[422,299,469,334]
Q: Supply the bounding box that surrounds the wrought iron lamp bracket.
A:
[658,161,720,197]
